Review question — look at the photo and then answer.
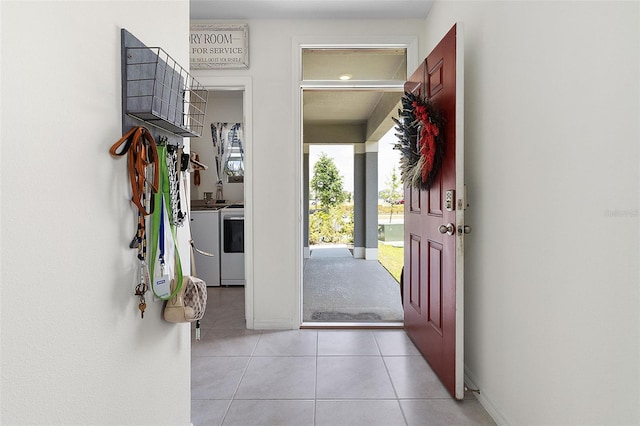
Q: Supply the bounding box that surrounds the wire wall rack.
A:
[123,40,207,138]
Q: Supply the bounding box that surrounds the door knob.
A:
[438,223,455,235]
[458,225,472,235]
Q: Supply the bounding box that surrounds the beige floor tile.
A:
[253,330,318,356]
[384,356,451,399]
[191,356,249,400]
[401,398,497,426]
[317,330,380,355]
[316,400,406,426]
[222,400,314,426]
[191,399,230,426]
[234,356,316,399]
[316,356,396,399]
[191,287,495,425]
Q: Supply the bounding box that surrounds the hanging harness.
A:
[110,126,160,317]
[109,126,159,216]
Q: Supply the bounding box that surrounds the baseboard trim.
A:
[353,247,365,258]
[252,319,298,330]
[365,247,378,260]
[464,366,512,426]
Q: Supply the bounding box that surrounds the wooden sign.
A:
[190,23,249,69]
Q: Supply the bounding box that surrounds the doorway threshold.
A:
[300,321,403,329]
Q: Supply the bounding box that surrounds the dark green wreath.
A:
[392,92,445,191]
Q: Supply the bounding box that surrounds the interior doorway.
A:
[299,46,410,325]
[188,75,254,328]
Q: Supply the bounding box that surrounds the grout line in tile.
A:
[380,351,408,424]
[231,397,320,401]
[314,330,319,425]
[220,399,232,426]
[221,353,253,424]
[316,354,383,357]
[397,396,454,400]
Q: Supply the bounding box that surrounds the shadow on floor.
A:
[303,245,404,323]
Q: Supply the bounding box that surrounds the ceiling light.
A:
[339,73,352,81]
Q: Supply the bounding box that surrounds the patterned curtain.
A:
[210,122,244,181]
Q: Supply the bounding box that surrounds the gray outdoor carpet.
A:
[303,247,403,322]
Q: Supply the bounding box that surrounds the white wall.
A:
[190,90,245,203]
[1,1,193,425]
[5,3,633,423]
[423,1,640,424]
[191,18,426,328]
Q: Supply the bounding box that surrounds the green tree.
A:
[310,153,346,209]
[379,166,403,222]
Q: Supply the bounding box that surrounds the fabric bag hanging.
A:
[163,275,207,324]
[164,152,208,326]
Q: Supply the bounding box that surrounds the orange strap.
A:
[110,127,159,215]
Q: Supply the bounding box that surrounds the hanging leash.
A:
[133,208,151,318]
[110,126,159,318]
[165,141,181,226]
[110,127,159,216]
[161,136,187,227]
[150,143,184,301]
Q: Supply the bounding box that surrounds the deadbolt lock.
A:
[458,225,472,235]
[445,190,455,212]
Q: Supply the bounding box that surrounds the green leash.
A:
[150,144,183,300]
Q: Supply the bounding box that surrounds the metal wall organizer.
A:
[122,29,207,138]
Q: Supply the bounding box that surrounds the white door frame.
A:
[454,23,465,399]
[292,36,419,325]
[190,74,254,329]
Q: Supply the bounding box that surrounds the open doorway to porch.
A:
[299,47,408,325]
[303,133,405,324]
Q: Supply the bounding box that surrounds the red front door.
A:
[403,23,465,400]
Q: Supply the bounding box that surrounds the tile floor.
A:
[191,287,495,426]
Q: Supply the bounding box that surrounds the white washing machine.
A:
[190,210,221,287]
